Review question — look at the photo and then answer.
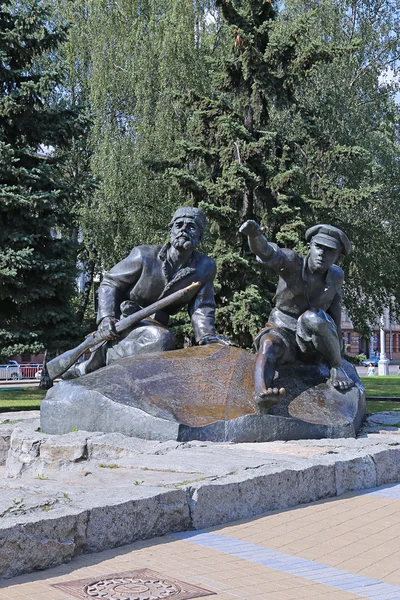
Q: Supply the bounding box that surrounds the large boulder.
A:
[41,345,365,442]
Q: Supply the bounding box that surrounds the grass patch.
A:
[361,376,400,397]
[366,400,400,414]
[0,388,45,411]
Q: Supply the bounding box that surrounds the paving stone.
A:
[367,412,400,426]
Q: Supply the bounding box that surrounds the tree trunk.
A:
[76,259,95,325]
[242,85,254,231]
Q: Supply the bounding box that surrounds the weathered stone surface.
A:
[268,360,365,431]
[0,510,88,579]
[0,412,40,465]
[1,417,400,580]
[188,462,337,529]
[41,347,366,442]
[6,419,48,478]
[5,419,42,477]
[41,345,256,439]
[360,411,400,434]
[40,432,90,465]
[368,411,400,426]
[0,424,13,465]
[6,423,94,478]
[84,489,189,553]
[334,453,377,496]
[373,448,400,486]
[0,487,189,579]
[6,422,300,480]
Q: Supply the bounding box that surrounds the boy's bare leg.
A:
[310,330,353,390]
[297,310,353,390]
[255,335,285,406]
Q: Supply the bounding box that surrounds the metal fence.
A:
[20,364,42,379]
[0,364,42,380]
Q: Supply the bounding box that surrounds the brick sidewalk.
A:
[1,482,400,600]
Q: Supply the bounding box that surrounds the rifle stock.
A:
[47,281,201,381]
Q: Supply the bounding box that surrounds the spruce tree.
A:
[156,0,400,341]
[0,0,84,360]
[155,0,340,345]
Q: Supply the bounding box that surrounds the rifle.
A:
[46,281,201,381]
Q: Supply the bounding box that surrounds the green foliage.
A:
[279,0,400,330]
[215,284,269,348]
[57,0,216,267]
[356,353,367,365]
[152,0,317,341]
[0,0,88,359]
[54,0,400,343]
[345,353,366,365]
[366,400,400,413]
[158,0,400,339]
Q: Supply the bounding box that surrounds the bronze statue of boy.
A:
[240,220,353,404]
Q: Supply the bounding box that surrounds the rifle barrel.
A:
[46,281,201,381]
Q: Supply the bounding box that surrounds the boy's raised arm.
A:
[239,220,274,262]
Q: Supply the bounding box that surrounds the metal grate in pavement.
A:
[51,568,216,600]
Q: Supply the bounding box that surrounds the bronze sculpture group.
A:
[48,206,354,411]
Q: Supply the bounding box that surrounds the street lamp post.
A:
[378,317,389,376]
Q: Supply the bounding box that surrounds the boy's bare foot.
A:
[329,366,354,390]
[255,386,285,406]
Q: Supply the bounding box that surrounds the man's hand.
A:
[98,316,119,341]
[239,220,264,238]
[199,334,236,346]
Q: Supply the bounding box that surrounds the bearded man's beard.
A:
[171,235,194,250]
